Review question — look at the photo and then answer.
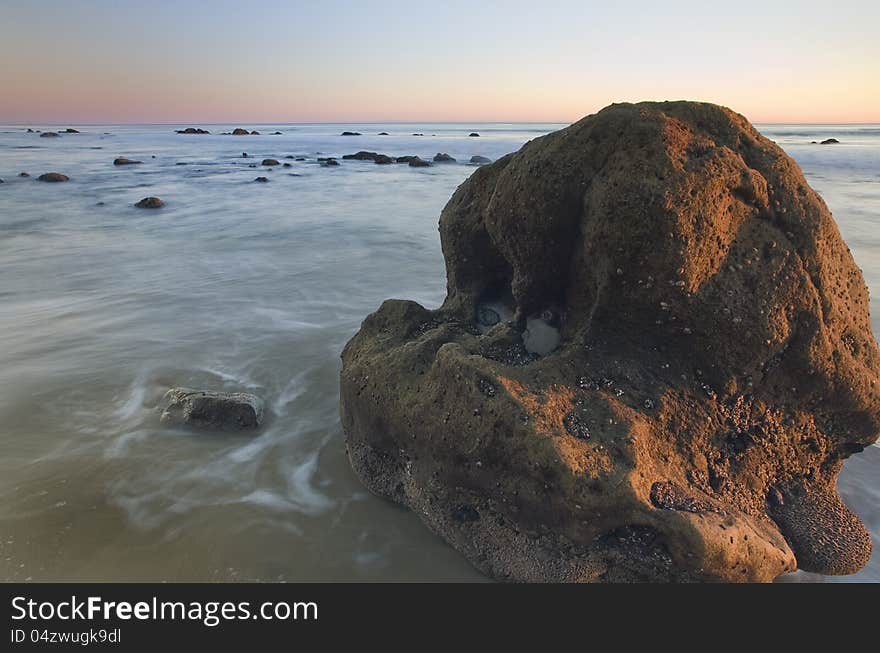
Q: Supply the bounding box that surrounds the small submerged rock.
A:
[283,162,292,168]
[135,196,163,208]
[378,132,389,135]
[160,388,264,430]
[261,158,280,166]
[321,158,340,167]
[40,132,59,138]
[19,172,29,178]
[37,172,68,182]
[433,153,456,163]
[113,157,142,165]
[254,176,269,183]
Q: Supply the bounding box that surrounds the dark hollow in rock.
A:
[40,132,59,138]
[37,172,68,182]
[175,127,210,134]
[820,138,840,145]
[113,157,142,165]
[434,153,456,163]
[408,157,431,168]
[341,131,361,136]
[261,159,280,166]
[254,176,269,183]
[160,388,264,430]
[135,196,163,208]
[340,101,880,583]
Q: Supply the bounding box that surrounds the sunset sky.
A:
[2,0,878,124]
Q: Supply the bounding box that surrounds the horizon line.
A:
[3,120,880,127]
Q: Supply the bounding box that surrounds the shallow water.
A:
[0,121,877,582]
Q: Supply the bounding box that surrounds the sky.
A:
[1,0,878,124]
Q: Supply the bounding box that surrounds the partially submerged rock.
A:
[40,132,59,138]
[434,153,456,163]
[176,127,210,134]
[470,155,492,164]
[407,156,431,167]
[820,138,839,145]
[113,157,142,165]
[232,128,251,135]
[63,128,80,133]
[340,101,880,582]
[262,158,280,166]
[254,176,269,183]
[37,172,68,182]
[341,131,362,136]
[469,132,480,137]
[135,196,163,208]
[161,388,264,430]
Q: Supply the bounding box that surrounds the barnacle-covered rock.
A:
[340,101,879,582]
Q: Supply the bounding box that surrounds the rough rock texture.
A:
[340,101,880,582]
[161,388,264,430]
[135,196,163,208]
[37,173,68,182]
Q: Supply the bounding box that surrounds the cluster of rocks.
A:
[340,101,879,583]
[232,128,261,136]
[176,127,210,134]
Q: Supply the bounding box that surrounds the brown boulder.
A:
[113,157,142,165]
[261,159,280,166]
[135,196,163,208]
[37,173,68,182]
[161,388,264,430]
[339,101,880,582]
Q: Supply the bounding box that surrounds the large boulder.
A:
[339,101,880,582]
[37,172,68,182]
[161,388,264,430]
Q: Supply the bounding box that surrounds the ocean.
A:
[0,121,877,582]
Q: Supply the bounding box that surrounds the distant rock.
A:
[37,172,68,182]
[113,157,142,165]
[272,131,283,135]
[433,153,456,163]
[378,132,389,135]
[341,131,361,136]
[395,156,417,164]
[40,132,59,138]
[295,157,306,161]
[232,128,251,136]
[469,155,491,164]
[342,151,380,161]
[160,388,264,430]
[408,156,431,167]
[261,158,280,166]
[412,133,424,136]
[63,128,80,133]
[242,152,248,158]
[374,154,394,164]
[175,127,210,134]
[469,132,480,137]
[26,128,34,133]
[19,172,29,178]
[250,130,260,135]
[0,178,3,183]
[283,162,292,167]
[321,158,340,166]
[254,176,269,182]
[820,138,839,145]
[135,196,163,208]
